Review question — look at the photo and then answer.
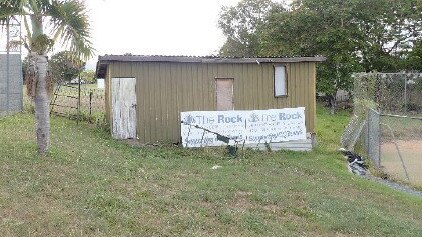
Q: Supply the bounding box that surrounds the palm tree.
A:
[0,0,94,154]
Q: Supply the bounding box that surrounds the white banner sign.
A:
[181,107,306,147]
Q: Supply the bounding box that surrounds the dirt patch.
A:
[123,138,145,147]
[381,140,422,186]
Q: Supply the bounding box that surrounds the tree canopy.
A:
[218,0,422,97]
[218,0,283,57]
[49,51,85,83]
[80,69,95,84]
[406,40,422,70]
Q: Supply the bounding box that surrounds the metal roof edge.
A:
[95,57,109,78]
[97,55,326,64]
[96,55,326,77]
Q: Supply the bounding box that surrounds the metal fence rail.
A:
[52,86,105,116]
[24,85,105,120]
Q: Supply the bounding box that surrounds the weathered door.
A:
[111,78,137,139]
[215,78,234,110]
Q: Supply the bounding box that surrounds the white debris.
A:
[211,165,222,170]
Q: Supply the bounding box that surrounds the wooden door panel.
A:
[112,78,137,139]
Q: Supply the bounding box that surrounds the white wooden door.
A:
[112,78,137,139]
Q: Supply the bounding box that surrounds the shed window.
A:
[274,66,287,96]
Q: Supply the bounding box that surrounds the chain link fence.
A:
[379,114,422,184]
[342,73,422,186]
[353,73,422,116]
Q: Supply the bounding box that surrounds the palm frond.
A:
[48,0,94,61]
[0,0,25,24]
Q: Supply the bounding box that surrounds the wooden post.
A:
[89,91,93,116]
[404,76,407,114]
[6,18,10,114]
[77,73,81,124]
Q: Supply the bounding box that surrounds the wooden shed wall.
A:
[104,66,114,127]
[105,61,316,144]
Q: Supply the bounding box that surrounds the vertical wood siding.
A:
[104,68,111,125]
[106,61,317,143]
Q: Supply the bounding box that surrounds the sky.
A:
[83,0,245,69]
[1,0,287,69]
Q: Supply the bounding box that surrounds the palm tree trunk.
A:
[33,54,50,154]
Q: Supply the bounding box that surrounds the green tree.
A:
[50,51,85,83]
[0,0,94,154]
[218,0,283,57]
[353,0,422,72]
[260,0,421,111]
[258,0,363,112]
[80,69,95,84]
[406,40,422,70]
[218,0,422,112]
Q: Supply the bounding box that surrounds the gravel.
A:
[364,175,422,198]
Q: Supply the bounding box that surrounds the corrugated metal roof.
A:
[98,54,326,63]
[95,54,326,78]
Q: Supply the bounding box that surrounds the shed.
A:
[96,55,325,146]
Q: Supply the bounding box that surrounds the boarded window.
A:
[275,66,287,96]
[215,78,234,110]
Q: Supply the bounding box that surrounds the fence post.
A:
[77,74,81,125]
[404,76,407,114]
[367,108,380,167]
[89,91,93,116]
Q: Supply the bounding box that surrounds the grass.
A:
[1,106,422,236]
